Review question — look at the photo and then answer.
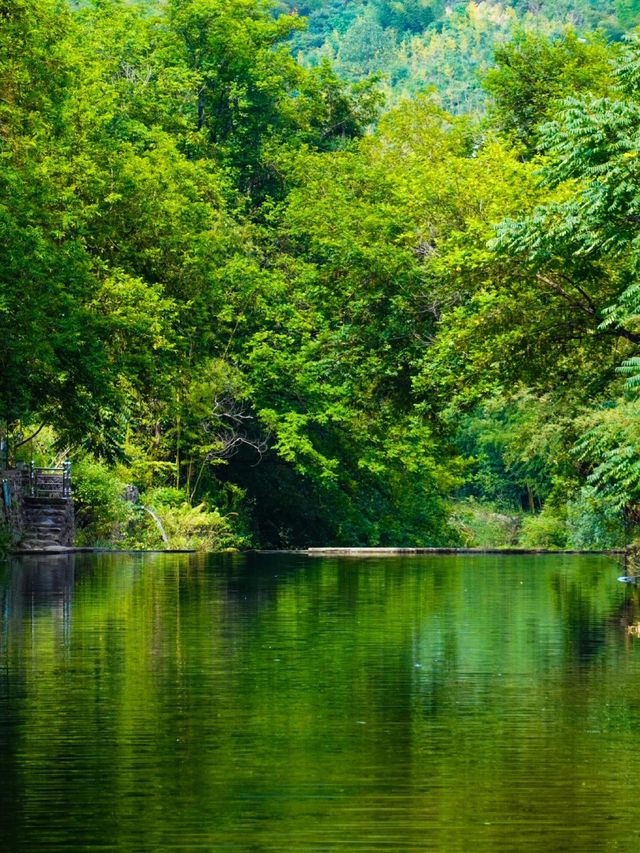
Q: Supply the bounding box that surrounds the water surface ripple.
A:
[0,551,638,851]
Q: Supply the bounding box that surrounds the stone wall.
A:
[0,468,27,547]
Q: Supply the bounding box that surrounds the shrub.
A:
[449,499,522,547]
[518,508,568,549]
[73,457,132,546]
[566,489,626,550]
[123,489,247,551]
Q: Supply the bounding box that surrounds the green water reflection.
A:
[1,552,639,851]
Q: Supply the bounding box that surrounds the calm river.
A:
[1,551,639,851]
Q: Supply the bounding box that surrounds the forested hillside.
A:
[3,0,640,550]
[279,0,639,111]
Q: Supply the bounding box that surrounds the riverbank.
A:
[307,547,626,555]
[5,545,627,557]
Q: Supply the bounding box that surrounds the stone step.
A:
[28,527,64,535]
[25,505,69,511]
[26,517,68,524]
[24,510,70,518]
[25,528,67,536]
[24,513,69,519]
[23,497,72,507]
[24,508,67,515]
[25,508,71,517]
[18,493,75,550]
[22,532,72,542]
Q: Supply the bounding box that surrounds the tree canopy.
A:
[5,0,640,549]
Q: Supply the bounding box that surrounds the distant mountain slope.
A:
[276,0,640,111]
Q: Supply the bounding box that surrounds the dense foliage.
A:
[4,0,640,549]
[280,0,637,113]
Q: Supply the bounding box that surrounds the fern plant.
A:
[574,402,640,515]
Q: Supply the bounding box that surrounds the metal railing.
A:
[28,461,72,498]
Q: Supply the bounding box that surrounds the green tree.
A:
[484,29,613,156]
[0,0,176,449]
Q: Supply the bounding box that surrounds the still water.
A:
[0,551,639,851]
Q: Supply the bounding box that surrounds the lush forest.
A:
[3,0,640,550]
[280,0,640,111]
